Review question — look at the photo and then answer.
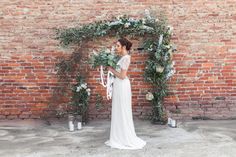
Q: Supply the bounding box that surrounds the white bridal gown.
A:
[105,54,146,150]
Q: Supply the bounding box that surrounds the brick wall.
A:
[0,0,236,120]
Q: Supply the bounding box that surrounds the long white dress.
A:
[105,54,146,150]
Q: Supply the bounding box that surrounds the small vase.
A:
[171,119,177,128]
[75,114,83,130]
[68,114,75,131]
[77,122,82,130]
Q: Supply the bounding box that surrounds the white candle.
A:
[77,122,82,130]
[171,119,177,128]
[69,121,74,131]
[168,118,172,126]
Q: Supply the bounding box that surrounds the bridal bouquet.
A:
[89,48,120,100]
[89,48,120,69]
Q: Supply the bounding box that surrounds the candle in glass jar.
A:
[77,122,82,130]
[171,119,177,128]
[168,118,172,126]
[69,121,74,131]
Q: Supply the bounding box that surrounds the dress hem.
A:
[104,140,146,150]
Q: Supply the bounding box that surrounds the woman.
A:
[105,37,146,150]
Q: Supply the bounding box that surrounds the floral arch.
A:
[55,11,176,124]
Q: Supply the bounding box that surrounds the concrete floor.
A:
[0,118,236,157]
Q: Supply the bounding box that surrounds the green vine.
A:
[95,94,104,110]
[55,11,176,124]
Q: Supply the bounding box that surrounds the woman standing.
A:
[105,37,146,150]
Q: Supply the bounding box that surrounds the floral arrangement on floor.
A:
[55,9,176,124]
[70,73,91,118]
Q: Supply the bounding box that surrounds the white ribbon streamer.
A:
[99,65,115,100]
[100,65,106,87]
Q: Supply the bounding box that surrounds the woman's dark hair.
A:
[118,37,133,51]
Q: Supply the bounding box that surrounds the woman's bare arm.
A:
[108,67,127,80]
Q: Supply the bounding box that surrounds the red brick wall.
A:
[0,0,236,120]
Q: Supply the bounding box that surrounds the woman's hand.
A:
[108,66,114,72]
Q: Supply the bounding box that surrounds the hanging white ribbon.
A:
[99,65,115,100]
[100,65,106,87]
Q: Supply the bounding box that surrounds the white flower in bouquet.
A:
[144,9,151,19]
[146,92,154,101]
[111,46,115,54]
[141,18,146,24]
[105,48,112,54]
[164,54,168,61]
[88,92,91,96]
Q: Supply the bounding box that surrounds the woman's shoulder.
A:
[125,55,131,62]
[118,54,131,64]
[122,54,131,60]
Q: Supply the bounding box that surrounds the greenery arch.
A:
[55,12,176,124]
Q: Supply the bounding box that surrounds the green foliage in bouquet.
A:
[89,48,120,69]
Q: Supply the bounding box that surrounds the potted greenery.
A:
[146,91,168,125]
[69,73,91,124]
